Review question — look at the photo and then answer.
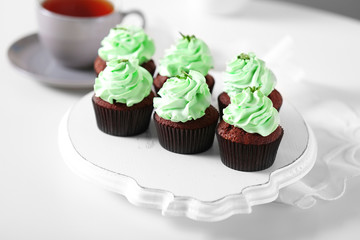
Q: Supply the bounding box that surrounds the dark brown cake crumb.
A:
[140,59,156,76]
[153,74,168,93]
[216,120,283,145]
[93,91,155,110]
[94,55,107,76]
[268,89,283,111]
[154,105,219,130]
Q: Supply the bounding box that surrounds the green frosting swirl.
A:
[224,53,276,97]
[153,70,211,122]
[98,25,155,64]
[158,34,213,77]
[223,87,280,136]
[94,58,152,107]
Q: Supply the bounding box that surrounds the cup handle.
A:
[121,10,146,29]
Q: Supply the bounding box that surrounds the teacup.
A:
[37,0,145,68]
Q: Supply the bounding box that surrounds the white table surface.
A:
[1,0,360,239]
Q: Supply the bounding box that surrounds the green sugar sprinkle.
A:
[237,53,250,60]
[179,32,196,42]
[175,70,191,80]
[113,27,128,31]
[246,85,261,93]
[116,59,129,63]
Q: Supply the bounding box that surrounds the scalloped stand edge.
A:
[58,108,317,222]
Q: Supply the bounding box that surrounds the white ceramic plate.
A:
[7,33,95,89]
[58,88,317,221]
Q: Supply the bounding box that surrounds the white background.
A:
[1,0,360,239]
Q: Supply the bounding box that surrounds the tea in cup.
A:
[37,0,145,68]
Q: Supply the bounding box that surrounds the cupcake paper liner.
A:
[216,129,284,172]
[92,98,153,136]
[154,116,218,154]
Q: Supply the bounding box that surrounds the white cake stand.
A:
[58,91,317,222]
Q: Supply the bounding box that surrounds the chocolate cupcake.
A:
[218,53,283,117]
[154,33,215,94]
[216,87,284,171]
[92,58,154,136]
[153,70,219,154]
[94,25,156,76]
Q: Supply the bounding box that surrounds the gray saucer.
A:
[8,33,95,89]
